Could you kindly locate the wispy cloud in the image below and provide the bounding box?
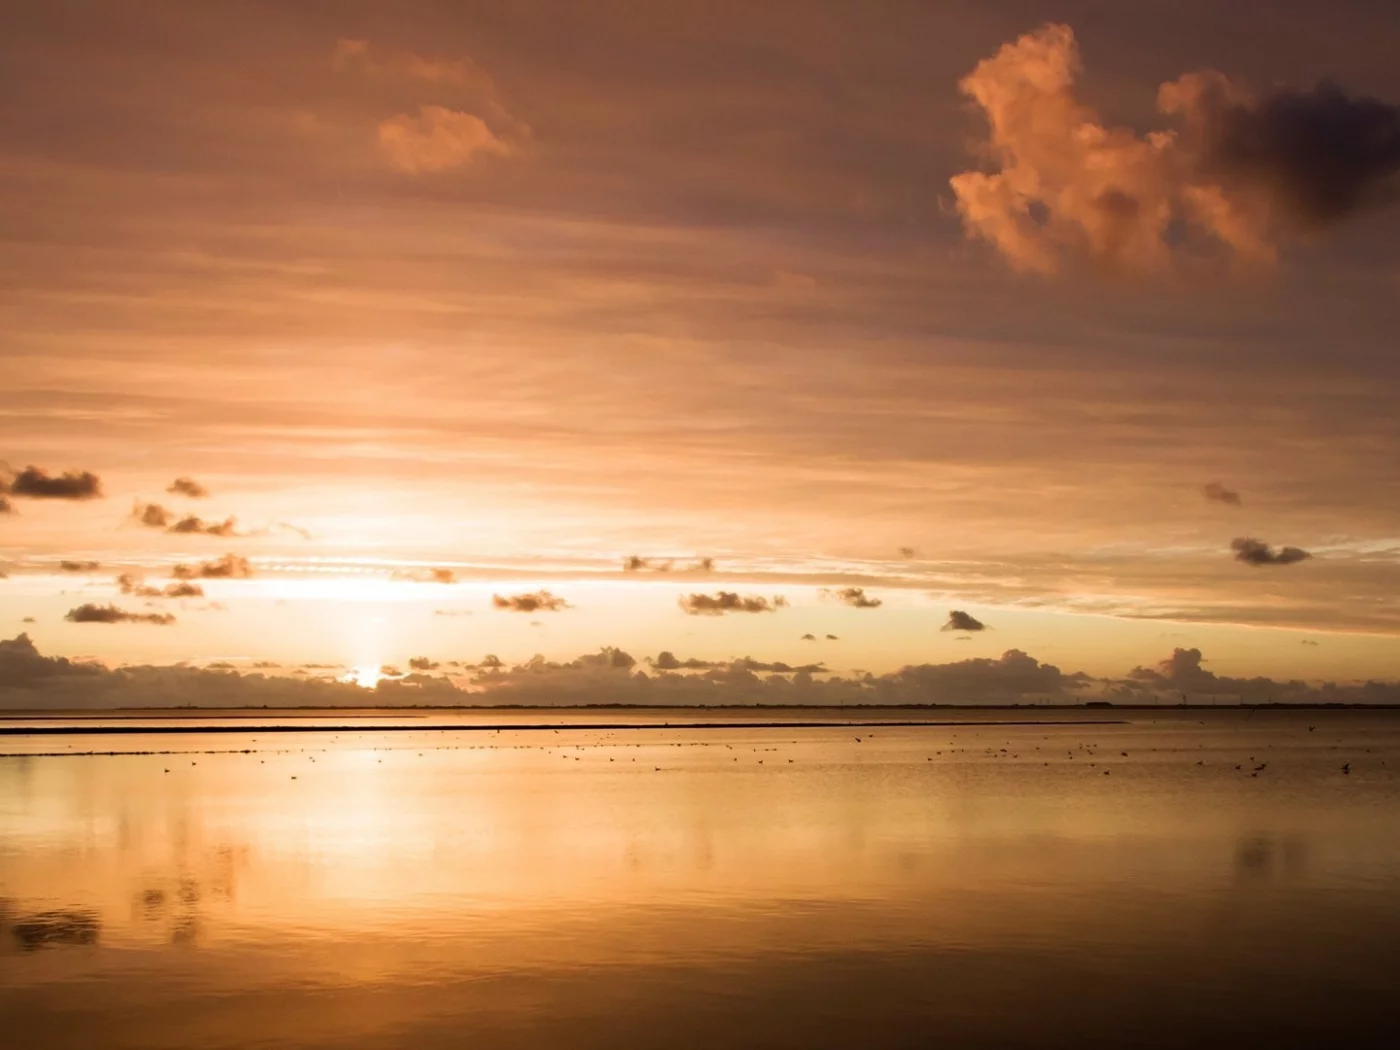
[378,106,511,173]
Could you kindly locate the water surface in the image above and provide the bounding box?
[2,708,1398,1048]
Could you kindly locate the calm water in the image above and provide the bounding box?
[2,708,1398,1049]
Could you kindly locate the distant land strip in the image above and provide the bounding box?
[0,719,1127,737]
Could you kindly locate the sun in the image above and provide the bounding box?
[345,666,384,689]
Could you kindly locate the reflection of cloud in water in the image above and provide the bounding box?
[1235,834,1308,880]
[5,907,100,951]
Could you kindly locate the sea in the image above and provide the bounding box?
[2,707,1398,1049]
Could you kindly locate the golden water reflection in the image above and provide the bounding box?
[2,710,1399,1048]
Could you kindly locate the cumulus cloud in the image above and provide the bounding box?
[171,554,253,580]
[1116,646,1348,702]
[822,586,883,609]
[58,560,99,572]
[649,651,721,670]
[492,590,570,613]
[942,610,989,632]
[408,657,440,671]
[678,592,788,616]
[1232,537,1312,566]
[3,466,102,500]
[1203,482,1242,505]
[167,477,209,498]
[64,604,176,626]
[379,105,510,173]
[949,23,1400,275]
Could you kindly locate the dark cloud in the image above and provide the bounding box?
[822,586,883,608]
[64,604,176,626]
[205,661,236,670]
[58,560,100,572]
[678,592,787,616]
[730,657,827,674]
[1,633,103,687]
[898,547,918,559]
[0,495,12,514]
[1117,647,1340,702]
[1188,79,1400,226]
[379,665,403,678]
[133,502,172,528]
[408,656,440,671]
[492,590,570,613]
[800,633,817,640]
[1203,482,1242,506]
[4,466,102,500]
[826,634,839,641]
[1232,537,1312,566]
[167,477,209,498]
[942,610,989,632]
[1301,639,1320,646]
[171,554,253,579]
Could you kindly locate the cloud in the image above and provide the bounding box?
[117,573,204,599]
[826,634,840,641]
[1,633,103,687]
[64,604,176,626]
[1203,482,1242,505]
[623,555,715,573]
[800,633,816,640]
[678,592,788,616]
[1231,537,1312,566]
[492,590,570,613]
[133,502,240,536]
[949,24,1400,275]
[378,106,510,173]
[898,547,918,559]
[168,514,239,536]
[0,495,11,514]
[58,560,99,572]
[171,554,253,580]
[822,586,883,608]
[3,466,102,500]
[942,610,989,632]
[393,567,457,584]
[1301,639,1319,646]
[167,477,209,498]
[333,38,494,89]
[649,651,720,670]
[408,657,440,671]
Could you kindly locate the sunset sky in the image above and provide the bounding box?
[3,0,1399,704]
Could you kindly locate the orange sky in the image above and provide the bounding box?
[2,1,1400,702]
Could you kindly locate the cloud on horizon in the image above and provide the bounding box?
[171,554,253,580]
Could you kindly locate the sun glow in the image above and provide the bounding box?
[346,666,384,689]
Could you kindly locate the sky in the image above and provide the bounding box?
[2,0,1400,705]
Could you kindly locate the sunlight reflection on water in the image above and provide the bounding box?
[2,709,1398,1048]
